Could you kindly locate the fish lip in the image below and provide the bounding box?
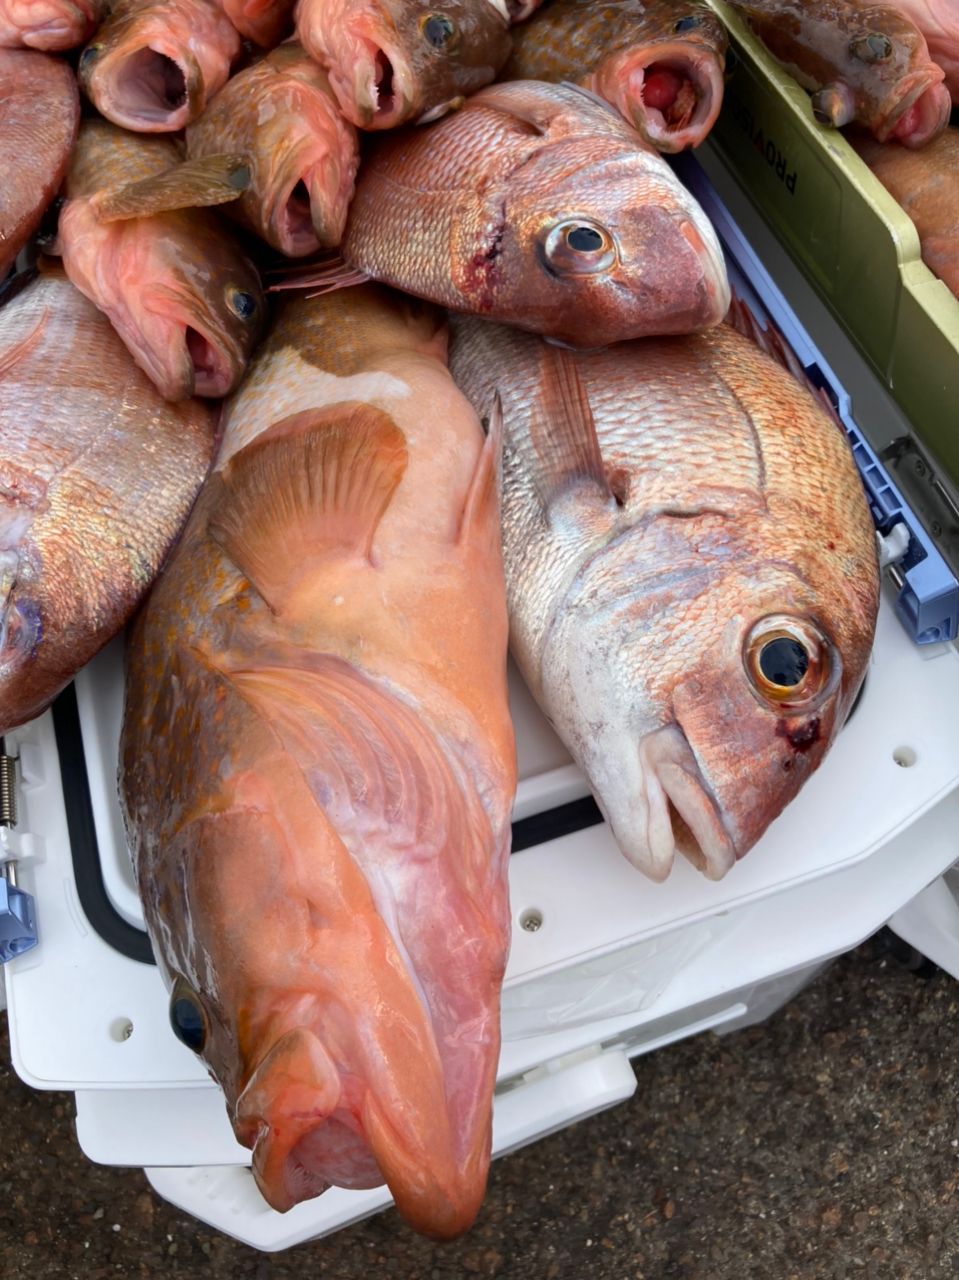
[636,724,737,882]
[877,68,950,145]
[616,43,725,152]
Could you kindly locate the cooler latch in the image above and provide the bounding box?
[0,742,38,964]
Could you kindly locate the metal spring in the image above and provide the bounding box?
[0,750,17,829]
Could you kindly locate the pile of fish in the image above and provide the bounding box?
[728,0,959,300]
[0,0,886,1242]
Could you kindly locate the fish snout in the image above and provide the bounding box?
[618,203,730,338]
[887,77,951,147]
[635,724,736,881]
[234,1026,353,1213]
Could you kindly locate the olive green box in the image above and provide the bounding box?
[699,0,959,486]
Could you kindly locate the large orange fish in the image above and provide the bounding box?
[79,0,240,132]
[449,314,879,882]
[504,0,729,153]
[0,266,215,734]
[59,119,265,400]
[301,80,729,348]
[120,285,516,1238]
[730,0,951,148]
[0,48,79,277]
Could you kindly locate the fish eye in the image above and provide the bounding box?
[226,286,258,320]
[540,219,617,277]
[169,977,208,1053]
[674,14,702,32]
[422,13,455,47]
[744,615,832,709]
[79,43,101,68]
[849,32,893,62]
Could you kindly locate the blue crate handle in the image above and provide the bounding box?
[675,153,959,647]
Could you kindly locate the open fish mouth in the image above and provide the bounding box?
[96,45,195,129]
[880,72,951,148]
[273,178,322,257]
[629,724,736,882]
[350,37,411,129]
[624,43,724,152]
[183,324,238,398]
[271,160,345,256]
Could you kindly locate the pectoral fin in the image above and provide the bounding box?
[456,393,503,548]
[90,153,251,223]
[209,404,408,612]
[527,341,615,511]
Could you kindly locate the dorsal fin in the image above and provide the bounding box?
[456,392,503,547]
[527,341,613,510]
[209,404,408,613]
[90,153,251,222]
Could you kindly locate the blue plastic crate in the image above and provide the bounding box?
[675,154,959,647]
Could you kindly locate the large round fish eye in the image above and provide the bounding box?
[674,15,703,32]
[849,32,893,63]
[226,286,258,321]
[169,977,209,1053]
[422,13,456,48]
[540,219,617,276]
[79,44,102,68]
[744,615,832,709]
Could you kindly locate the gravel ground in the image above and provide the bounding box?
[2,934,958,1279]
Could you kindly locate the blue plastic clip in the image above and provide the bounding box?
[0,876,37,964]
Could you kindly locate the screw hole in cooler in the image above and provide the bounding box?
[893,746,918,768]
[109,1018,134,1042]
[520,909,544,933]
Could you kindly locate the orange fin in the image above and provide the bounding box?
[456,392,503,546]
[90,153,251,222]
[528,341,613,509]
[0,309,47,380]
[209,404,408,612]
[267,251,371,295]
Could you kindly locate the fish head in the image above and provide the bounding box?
[79,25,204,132]
[145,797,502,1238]
[538,520,876,882]
[135,637,510,1236]
[117,212,265,401]
[488,148,730,345]
[591,3,728,152]
[311,0,513,128]
[236,58,358,254]
[816,5,949,145]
